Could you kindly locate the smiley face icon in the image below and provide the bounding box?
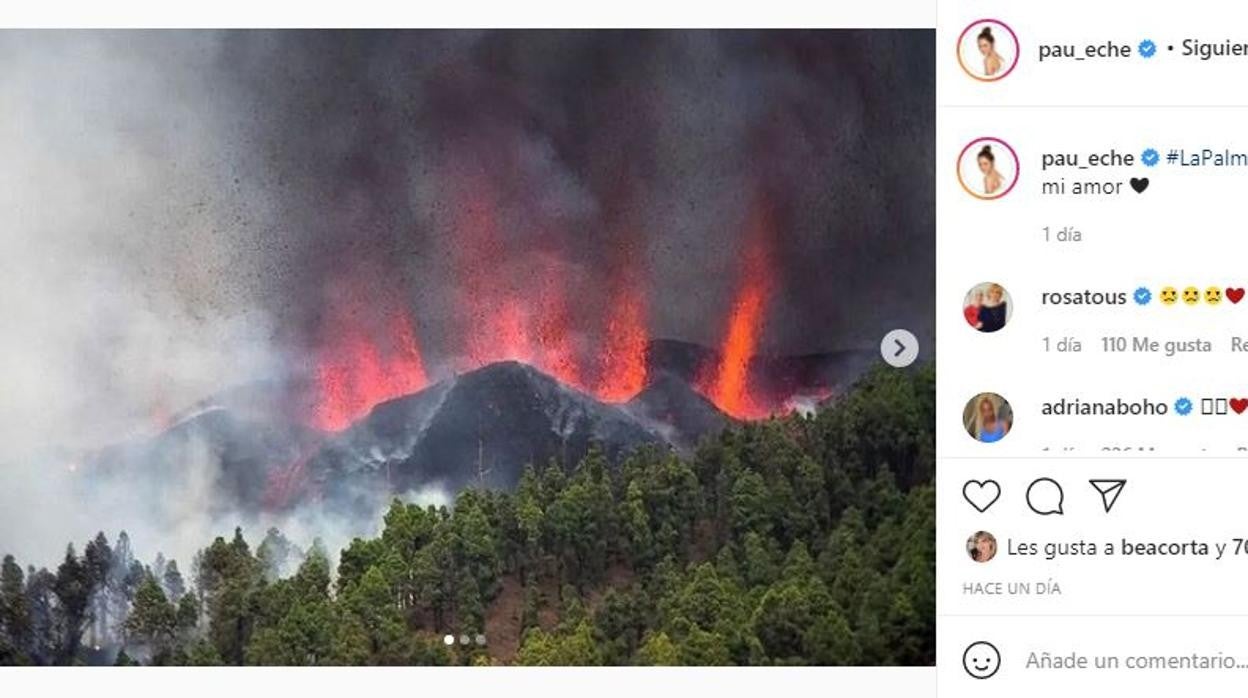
[1159,286,1178,306]
[963,640,1001,680]
[1206,286,1222,306]
[1183,286,1200,306]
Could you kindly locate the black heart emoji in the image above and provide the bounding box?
[1130,177,1149,193]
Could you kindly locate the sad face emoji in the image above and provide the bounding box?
[1206,286,1223,306]
[1183,286,1200,306]
[1160,286,1178,305]
[963,640,1001,680]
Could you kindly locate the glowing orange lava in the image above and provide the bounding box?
[706,280,767,419]
[535,265,586,391]
[598,276,647,402]
[701,201,774,419]
[311,304,429,432]
[448,174,601,393]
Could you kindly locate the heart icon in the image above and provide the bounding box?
[963,479,1002,513]
[1130,177,1149,193]
[1228,288,1245,304]
[1231,398,1248,415]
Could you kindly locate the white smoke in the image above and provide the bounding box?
[0,32,288,567]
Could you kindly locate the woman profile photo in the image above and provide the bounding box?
[963,393,1013,444]
[967,531,998,563]
[977,145,1004,196]
[964,282,1012,333]
[957,19,1019,82]
[957,137,1018,200]
[977,27,1005,76]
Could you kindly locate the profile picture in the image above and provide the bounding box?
[963,282,1011,333]
[957,137,1017,200]
[967,531,997,563]
[957,20,1019,82]
[963,393,1012,443]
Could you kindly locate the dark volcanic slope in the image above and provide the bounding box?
[86,341,876,520]
[624,371,733,450]
[85,407,319,514]
[309,361,665,513]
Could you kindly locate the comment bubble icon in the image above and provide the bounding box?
[1026,477,1064,516]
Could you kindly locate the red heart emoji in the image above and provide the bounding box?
[1232,398,1248,415]
[1227,288,1245,304]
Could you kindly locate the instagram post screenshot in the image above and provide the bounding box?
[0,3,934,697]
[19,0,1248,696]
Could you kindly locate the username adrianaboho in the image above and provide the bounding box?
[1041,397,1169,416]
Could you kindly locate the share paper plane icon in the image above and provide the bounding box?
[1089,479,1126,513]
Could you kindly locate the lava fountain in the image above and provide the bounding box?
[311,299,429,432]
[701,200,774,419]
[597,246,648,402]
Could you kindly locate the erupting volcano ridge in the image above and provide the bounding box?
[304,189,801,434]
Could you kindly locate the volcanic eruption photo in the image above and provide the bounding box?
[0,30,934,667]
